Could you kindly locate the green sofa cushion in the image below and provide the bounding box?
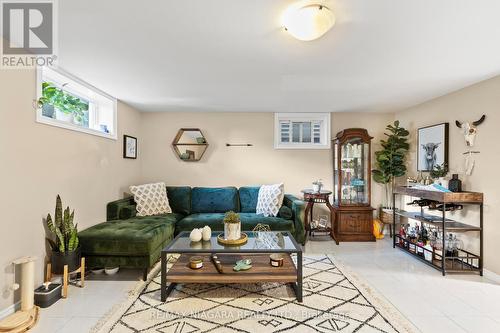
[238,186,260,213]
[79,213,183,256]
[166,186,191,215]
[278,206,293,219]
[191,187,239,213]
[118,204,137,220]
[175,213,294,233]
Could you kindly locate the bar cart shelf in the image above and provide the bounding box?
[392,186,483,276]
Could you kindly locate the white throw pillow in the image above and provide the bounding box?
[256,183,285,217]
[129,182,172,217]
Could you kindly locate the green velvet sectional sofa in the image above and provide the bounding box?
[79,186,305,278]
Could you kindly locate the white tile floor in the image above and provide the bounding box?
[31,237,500,333]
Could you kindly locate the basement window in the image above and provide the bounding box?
[274,113,331,149]
[36,67,117,139]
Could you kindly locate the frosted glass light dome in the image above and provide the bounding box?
[282,4,335,41]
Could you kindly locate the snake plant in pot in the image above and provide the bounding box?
[45,195,81,274]
[372,121,410,224]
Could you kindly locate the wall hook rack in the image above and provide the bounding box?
[226,143,253,147]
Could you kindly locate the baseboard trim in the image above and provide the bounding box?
[0,301,20,321]
[483,269,500,284]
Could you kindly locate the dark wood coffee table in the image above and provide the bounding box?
[161,231,303,302]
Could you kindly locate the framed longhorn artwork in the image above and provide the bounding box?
[417,123,449,172]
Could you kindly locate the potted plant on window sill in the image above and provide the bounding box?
[372,121,410,226]
[37,82,89,126]
[223,211,241,240]
[44,195,81,274]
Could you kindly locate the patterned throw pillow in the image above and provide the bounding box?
[256,183,285,217]
[129,182,172,217]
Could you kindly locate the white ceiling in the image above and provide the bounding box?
[59,0,500,113]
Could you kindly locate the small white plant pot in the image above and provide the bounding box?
[55,108,73,123]
[224,222,241,240]
[312,184,320,192]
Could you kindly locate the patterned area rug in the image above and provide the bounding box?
[92,255,417,333]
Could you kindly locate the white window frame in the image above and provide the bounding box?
[274,113,331,149]
[36,66,118,140]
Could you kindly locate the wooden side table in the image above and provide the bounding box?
[301,190,339,245]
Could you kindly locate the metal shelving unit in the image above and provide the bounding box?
[392,186,483,276]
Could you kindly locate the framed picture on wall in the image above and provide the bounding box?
[123,135,137,159]
[417,123,448,171]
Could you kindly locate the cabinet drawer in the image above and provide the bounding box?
[339,212,372,233]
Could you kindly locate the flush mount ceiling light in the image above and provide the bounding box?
[282,4,335,41]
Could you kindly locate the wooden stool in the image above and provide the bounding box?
[46,257,85,298]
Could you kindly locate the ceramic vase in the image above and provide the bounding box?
[224,222,241,240]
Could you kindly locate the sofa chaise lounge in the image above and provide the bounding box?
[79,186,305,278]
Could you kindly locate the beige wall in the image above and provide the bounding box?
[139,111,394,208]
[0,69,142,311]
[396,75,500,275]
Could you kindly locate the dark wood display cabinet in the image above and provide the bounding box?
[332,128,375,242]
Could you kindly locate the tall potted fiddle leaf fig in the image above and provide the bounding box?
[45,195,81,274]
[372,121,410,212]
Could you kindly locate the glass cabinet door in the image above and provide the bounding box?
[340,138,369,205]
[333,142,339,204]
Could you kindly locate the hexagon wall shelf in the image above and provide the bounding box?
[172,128,208,162]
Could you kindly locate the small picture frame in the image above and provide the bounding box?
[417,123,449,172]
[123,135,137,159]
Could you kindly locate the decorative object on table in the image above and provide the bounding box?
[34,282,62,308]
[417,123,449,171]
[372,121,410,231]
[302,189,338,244]
[333,128,376,242]
[448,174,462,192]
[189,228,203,242]
[312,179,323,193]
[129,182,172,216]
[233,259,252,271]
[0,257,39,333]
[217,232,248,246]
[423,175,433,185]
[223,211,241,240]
[201,225,211,241]
[269,253,285,267]
[256,183,285,217]
[172,128,209,162]
[252,223,271,233]
[123,135,137,159]
[210,254,224,273]
[455,115,486,147]
[189,256,204,270]
[430,163,448,187]
[104,267,119,275]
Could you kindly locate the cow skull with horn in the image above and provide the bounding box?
[455,115,486,147]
